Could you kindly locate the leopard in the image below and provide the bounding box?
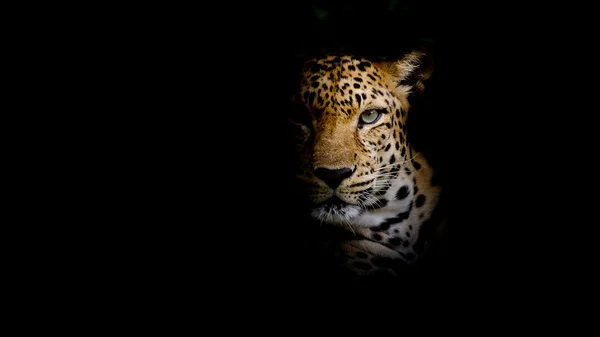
[287,48,446,284]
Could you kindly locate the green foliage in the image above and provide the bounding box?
[312,6,329,20]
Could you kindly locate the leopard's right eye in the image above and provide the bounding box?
[359,109,383,125]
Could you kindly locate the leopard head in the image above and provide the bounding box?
[288,49,433,224]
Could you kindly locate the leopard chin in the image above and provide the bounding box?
[310,201,363,224]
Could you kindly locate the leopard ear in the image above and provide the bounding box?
[376,48,434,95]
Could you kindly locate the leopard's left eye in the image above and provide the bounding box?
[359,110,383,124]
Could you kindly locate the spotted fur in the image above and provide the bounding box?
[289,50,443,279]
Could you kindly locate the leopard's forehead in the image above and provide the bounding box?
[301,55,383,82]
[299,55,394,120]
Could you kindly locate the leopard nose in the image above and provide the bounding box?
[314,167,353,189]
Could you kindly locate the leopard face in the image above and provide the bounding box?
[289,51,432,226]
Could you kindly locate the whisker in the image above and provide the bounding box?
[374,152,420,171]
[373,174,397,179]
[342,216,357,238]
[359,193,384,208]
[357,197,367,209]
[375,163,400,171]
[373,178,394,184]
[374,171,398,176]
[347,223,357,238]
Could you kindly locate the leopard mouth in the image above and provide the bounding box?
[310,196,363,224]
[321,196,346,206]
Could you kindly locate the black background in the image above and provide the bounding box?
[109,0,594,307]
[112,0,455,298]
[9,0,595,328]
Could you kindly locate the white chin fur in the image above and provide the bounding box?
[310,205,362,224]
